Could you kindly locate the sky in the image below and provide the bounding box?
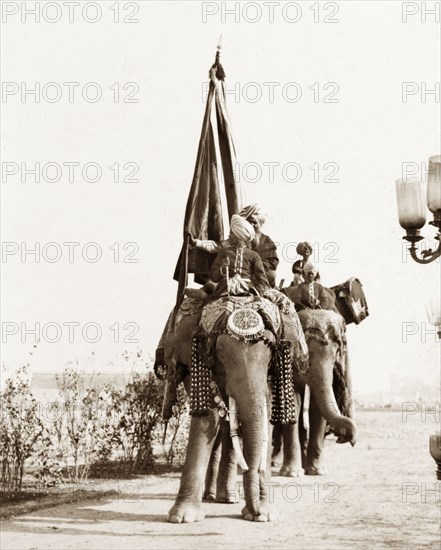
[1,0,440,401]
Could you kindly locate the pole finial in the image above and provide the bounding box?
[211,35,225,81]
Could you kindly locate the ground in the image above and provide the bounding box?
[1,410,440,549]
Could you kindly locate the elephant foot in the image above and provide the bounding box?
[279,465,304,477]
[305,465,328,476]
[336,433,352,444]
[167,502,205,523]
[203,491,238,503]
[241,504,278,522]
[271,451,282,467]
[216,492,239,504]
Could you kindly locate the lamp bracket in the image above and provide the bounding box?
[408,237,441,264]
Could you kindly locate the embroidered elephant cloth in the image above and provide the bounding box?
[200,295,281,337]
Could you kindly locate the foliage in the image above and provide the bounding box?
[115,370,163,472]
[0,365,44,491]
[161,384,190,468]
[1,352,189,491]
[43,364,110,483]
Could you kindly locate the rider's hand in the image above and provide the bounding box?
[154,348,166,380]
[187,232,197,247]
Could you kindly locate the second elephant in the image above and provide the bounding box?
[273,308,355,477]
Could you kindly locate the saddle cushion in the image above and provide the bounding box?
[200,295,281,340]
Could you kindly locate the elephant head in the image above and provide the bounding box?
[298,308,356,446]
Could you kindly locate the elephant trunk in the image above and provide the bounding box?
[216,334,272,517]
[307,347,357,446]
[229,390,268,517]
[229,396,268,474]
[259,403,269,473]
[229,396,249,472]
[239,408,266,516]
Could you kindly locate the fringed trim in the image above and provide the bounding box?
[225,327,266,342]
[190,333,228,418]
[190,334,214,416]
[191,324,298,426]
[270,338,297,425]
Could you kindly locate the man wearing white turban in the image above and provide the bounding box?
[284,260,336,311]
[240,204,279,287]
[189,204,279,287]
[211,213,309,367]
[160,212,308,395]
[229,213,255,242]
[291,242,320,287]
[185,214,270,300]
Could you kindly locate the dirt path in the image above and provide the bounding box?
[1,411,440,549]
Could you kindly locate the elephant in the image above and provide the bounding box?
[159,303,239,505]
[165,302,277,522]
[272,307,355,477]
[164,297,356,523]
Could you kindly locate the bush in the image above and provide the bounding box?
[161,384,190,468]
[1,352,189,489]
[0,365,44,491]
[115,370,163,473]
[44,364,113,483]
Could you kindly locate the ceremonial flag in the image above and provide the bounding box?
[173,50,241,311]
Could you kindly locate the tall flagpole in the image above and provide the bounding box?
[173,41,242,314]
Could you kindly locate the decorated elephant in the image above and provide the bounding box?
[272,307,355,477]
[163,295,356,523]
[160,301,240,506]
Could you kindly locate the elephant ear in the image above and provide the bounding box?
[333,340,353,419]
[281,285,302,305]
[320,287,336,310]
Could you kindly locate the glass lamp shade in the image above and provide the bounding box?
[395,177,426,230]
[427,155,441,213]
[426,293,441,329]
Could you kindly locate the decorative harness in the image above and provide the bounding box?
[190,296,297,425]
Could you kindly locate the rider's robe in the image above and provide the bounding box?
[209,243,270,298]
[195,232,278,286]
[285,281,336,311]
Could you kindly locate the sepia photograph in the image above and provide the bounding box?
[1,1,440,548]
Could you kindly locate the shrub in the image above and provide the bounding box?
[44,365,109,483]
[1,352,188,488]
[115,370,163,473]
[0,365,44,491]
[161,384,190,468]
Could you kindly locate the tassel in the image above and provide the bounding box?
[270,339,297,425]
[190,334,212,416]
[213,47,225,81]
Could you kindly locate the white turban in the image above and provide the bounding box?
[229,214,255,243]
[303,261,318,275]
[239,204,267,226]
